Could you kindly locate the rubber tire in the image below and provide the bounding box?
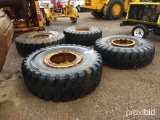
[76,6,81,12]
[46,19,50,26]
[22,44,103,102]
[132,24,149,38]
[94,35,155,69]
[103,0,124,20]
[63,26,102,45]
[15,31,65,57]
[91,11,104,18]
[70,17,77,23]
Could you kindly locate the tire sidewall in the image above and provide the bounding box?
[64,26,101,34]
[16,31,64,43]
[97,35,151,49]
[24,45,101,75]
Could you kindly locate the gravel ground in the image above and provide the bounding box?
[0,12,160,120]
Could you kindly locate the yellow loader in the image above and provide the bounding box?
[83,0,144,20]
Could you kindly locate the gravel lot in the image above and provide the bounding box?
[0,12,160,120]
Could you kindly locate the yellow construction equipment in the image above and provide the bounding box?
[0,0,46,32]
[43,0,79,25]
[120,1,160,38]
[83,0,143,20]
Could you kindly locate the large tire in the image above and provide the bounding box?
[103,0,124,20]
[15,31,65,57]
[45,19,50,26]
[90,11,104,18]
[22,45,103,102]
[63,26,102,45]
[132,24,149,38]
[94,35,155,69]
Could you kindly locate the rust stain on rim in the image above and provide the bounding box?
[33,33,53,39]
[43,50,83,68]
[76,27,90,31]
[110,38,136,47]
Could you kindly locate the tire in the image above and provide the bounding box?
[45,19,50,26]
[63,26,102,45]
[91,11,104,18]
[132,24,149,38]
[94,35,155,69]
[70,17,77,23]
[15,31,65,57]
[22,45,103,102]
[76,6,81,12]
[103,0,124,20]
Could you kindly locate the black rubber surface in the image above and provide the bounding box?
[94,35,155,69]
[15,31,65,57]
[22,45,103,102]
[90,11,104,18]
[103,0,124,20]
[63,26,102,45]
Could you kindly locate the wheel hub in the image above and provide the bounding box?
[111,38,136,47]
[43,50,83,68]
[76,27,90,31]
[134,28,144,38]
[112,4,121,16]
[33,34,53,39]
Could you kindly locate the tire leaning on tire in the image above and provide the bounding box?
[22,45,103,102]
[94,35,155,69]
[63,26,102,45]
[15,31,65,57]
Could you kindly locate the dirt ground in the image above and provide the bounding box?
[0,12,160,120]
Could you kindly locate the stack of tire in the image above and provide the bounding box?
[18,25,155,102]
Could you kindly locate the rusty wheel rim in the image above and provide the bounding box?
[33,34,53,39]
[110,38,136,47]
[76,27,90,31]
[43,50,83,68]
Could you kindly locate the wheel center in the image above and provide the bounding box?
[112,4,121,16]
[76,27,90,31]
[43,50,83,68]
[33,34,52,39]
[111,38,136,47]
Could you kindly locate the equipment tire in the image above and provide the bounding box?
[94,35,155,69]
[103,0,124,20]
[91,11,104,18]
[45,19,50,26]
[76,6,81,12]
[22,44,102,102]
[15,31,65,57]
[63,26,102,45]
[132,24,149,38]
[70,17,77,23]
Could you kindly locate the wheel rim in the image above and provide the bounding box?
[33,34,53,39]
[76,27,90,31]
[43,50,83,68]
[134,28,144,38]
[112,4,121,16]
[111,38,136,47]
